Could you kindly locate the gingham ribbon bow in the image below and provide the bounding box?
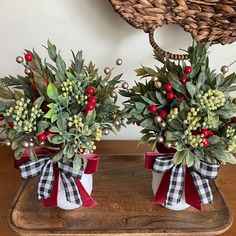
[145,152,220,210]
[19,158,85,205]
[153,155,219,206]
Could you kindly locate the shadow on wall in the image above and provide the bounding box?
[62,0,191,58]
[68,0,136,42]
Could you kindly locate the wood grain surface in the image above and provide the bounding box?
[0,141,235,235]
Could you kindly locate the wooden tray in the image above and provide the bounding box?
[8,154,233,236]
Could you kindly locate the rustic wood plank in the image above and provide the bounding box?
[0,141,235,235]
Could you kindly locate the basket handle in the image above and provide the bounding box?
[148,28,189,61]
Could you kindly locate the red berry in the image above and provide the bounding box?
[192,130,199,136]
[202,138,209,147]
[177,94,185,100]
[45,130,54,136]
[136,121,141,126]
[180,76,188,85]
[208,131,216,137]
[25,53,33,62]
[86,103,95,111]
[33,96,38,101]
[149,104,157,113]
[231,117,236,123]
[159,110,168,119]
[201,129,209,137]
[87,86,95,95]
[38,133,47,142]
[9,122,14,128]
[89,96,97,104]
[0,114,4,121]
[166,92,175,100]
[224,123,230,128]
[184,66,192,74]
[45,78,49,86]
[164,83,173,91]
[31,84,38,93]
[41,101,49,112]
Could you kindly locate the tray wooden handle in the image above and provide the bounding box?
[148,28,189,61]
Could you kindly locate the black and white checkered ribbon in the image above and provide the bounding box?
[19,158,85,205]
[153,155,220,206]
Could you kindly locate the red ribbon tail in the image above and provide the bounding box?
[43,165,59,208]
[75,178,97,207]
[185,168,201,210]
[153,169,172,205]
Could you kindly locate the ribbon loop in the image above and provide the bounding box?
[193,160,220,179]
[19,158,50,180]
[153,155,174,173]
[58,161,84,179]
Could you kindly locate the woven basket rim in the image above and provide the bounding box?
[109,0,236,45]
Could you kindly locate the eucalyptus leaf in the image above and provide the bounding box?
[52,150,63,162]
[29,148,37,161]
[47,83,58,100]
[173,150,185,165]
[14,147,24,160]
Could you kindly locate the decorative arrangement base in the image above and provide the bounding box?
[152,171,190,211]
[58,173,93,210]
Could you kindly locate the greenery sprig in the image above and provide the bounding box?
[121,42,236,169]
[0,41,124,172]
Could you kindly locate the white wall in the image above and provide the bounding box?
[0,0,235,140]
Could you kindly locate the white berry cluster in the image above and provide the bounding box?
[68,114,103,152]
[187,133,205,148]
[226,127,236,152]
[5,98,43,133]
[198,89,226,111]
[60,78,88,105]
[202,116,219,129]
[182,107,203,148]
[68,115,84,128]
[168,108,178,121]
[183,108,201,132]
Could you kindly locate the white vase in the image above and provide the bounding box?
[57,173,93,210]
[152,171,190,211]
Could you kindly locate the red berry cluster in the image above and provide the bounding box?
[85,86,96,113]
[192,128,216,147]
[159,109,168,119]
[8,122,15,128]
[148,105,169,119]
[148,104,157,113]
[0,113,4,121]
[37,130,54,142]
[179,66,192,85]
[164,83,175,100]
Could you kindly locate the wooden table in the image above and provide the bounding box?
[1,141,236,235]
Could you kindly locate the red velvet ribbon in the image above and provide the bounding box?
[15,148,99,208]
[145,147,202,210]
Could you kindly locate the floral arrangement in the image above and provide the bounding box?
[121,42,236,170]
[0,41,124,171]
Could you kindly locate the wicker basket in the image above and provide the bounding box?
[109,0,236,59]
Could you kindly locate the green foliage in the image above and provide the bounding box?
[0,40,124,171]
[121,41,236,168]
